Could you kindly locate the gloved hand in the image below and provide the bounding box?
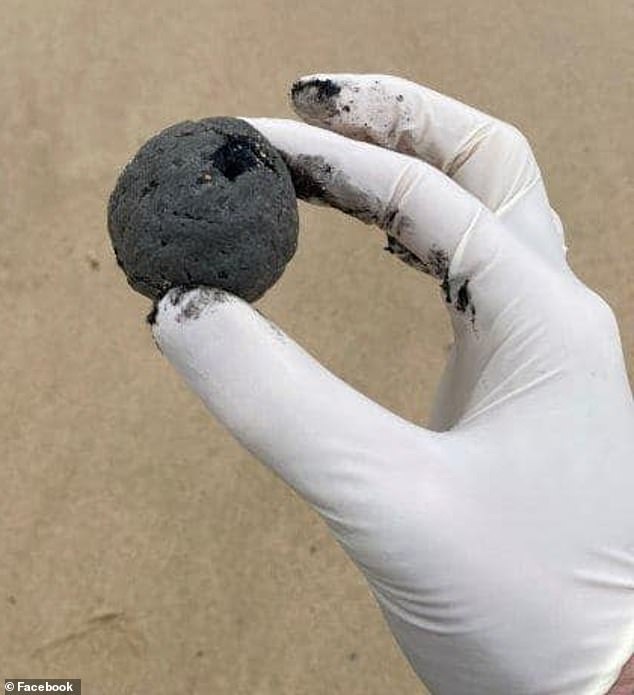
[150,74,634,695]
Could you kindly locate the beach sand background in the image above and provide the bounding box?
[1,1,632,692]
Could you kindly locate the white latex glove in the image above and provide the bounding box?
[150,74,634,695]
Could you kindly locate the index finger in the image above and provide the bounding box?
[245,117,488,282]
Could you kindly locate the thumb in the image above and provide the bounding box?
[151,287,439,526]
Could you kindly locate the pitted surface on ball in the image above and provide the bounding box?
[107,117,299,302]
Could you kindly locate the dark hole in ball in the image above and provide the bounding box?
[210,135,271,181]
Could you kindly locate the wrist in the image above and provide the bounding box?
[607,652,634,694]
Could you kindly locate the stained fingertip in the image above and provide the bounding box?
[290,74,344,122]
[291,74,341,99]
[290,74,416,151]
[152,286,236,334]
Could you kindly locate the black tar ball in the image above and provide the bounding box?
[108,117,299,303]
